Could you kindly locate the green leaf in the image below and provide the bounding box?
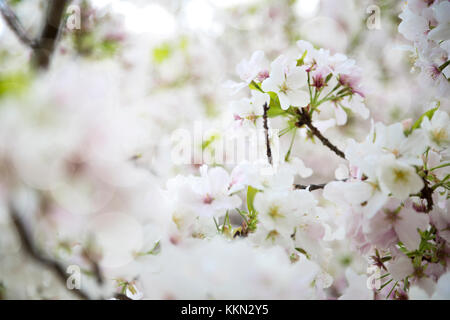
[295,247,311,259]
[249,81,264,93]
[410,106,439,132]
[247,186,258,214]
[152,43,172,64]
[137,240,161,256]
[0,71,30,99]
[266,92,288,118]
[202,133,219,150]
[296,50,308,66]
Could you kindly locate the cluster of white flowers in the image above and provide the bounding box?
[399,0,450,97]
[0,0,449,301]
[229,40,369,130]
[165,41,450,300]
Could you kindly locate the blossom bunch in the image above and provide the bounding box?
[165,41,450,300]
[230,40,369,130]
[399,0,450,97]
[0,0,449,301]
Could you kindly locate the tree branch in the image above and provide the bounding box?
[0,0,37,48]
[294,179,347,191]
[294,183,327,191]
[114,293,133,300]
[420,175,434,212]
[33,0,70,69]
[263,102,272,165]
[9,204,92,300]
[0,0,70,68]
[296,107,346,159]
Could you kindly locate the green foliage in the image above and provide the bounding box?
[152,38,189,65]
[237,208,258,234]
[8,0,23,5]
[0,71,30,99]
[296,50,308,66]
[249,80,264,93]
[100,39,120,57]
[73,32,121,59]
[137,240,161,256]
[0,282,5,300]
[115,279,137,295]
[295,247,311,259]
[409,105,439,133]
[202,133,220,151]
[246,186,258,214]
[152,43,172,64]
[339,255,352,266]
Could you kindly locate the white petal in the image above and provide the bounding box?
[286,68,307,89]
[278,92,291,110]
[287,90,309,107]
[334,104,348,126]
[395,209,429,251]
[261,78,278,93]
[387,255,414,281]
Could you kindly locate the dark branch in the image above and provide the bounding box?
[114,293,133,300]
[263,102,272,165]
[294,183,327,191]
[33,0,70,69]
[82,249,104,286]
[0,0,70,68]
[296,107,346,159]
[294,179,347,191]
[0,0,37,48]
[9,205,92,300]
[420,175,434,212]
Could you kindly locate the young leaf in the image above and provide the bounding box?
[410,106,439,132]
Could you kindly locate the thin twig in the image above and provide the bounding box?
[9,205,92,300]
[263,102,272,165]
[296,108,346,159]
[0,0,37,48]
[294,183,327,191]
[114,293,133,300]
[294,179,348,191]
[82,248,104,286]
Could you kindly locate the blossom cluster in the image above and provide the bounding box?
[0,0,449,301]
[399,0,450,97]
[165,41,450,300]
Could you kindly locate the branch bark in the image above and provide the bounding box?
[263,102,272,165]
[420,175,434,212]
[33,0,70,69]
[294,183,327,191]
[0,0,37,48]
[9,205,92,300]
[0,0,70,69]
[296,107,346,159]
[294,179,347,191]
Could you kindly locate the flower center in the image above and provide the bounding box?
[266,230,280,241]
[384,209,401,223]
[279,82,289,94]
[431,128,448,145]
[268,205,285,220]
[393,168,408,183]
[203,194,214,204]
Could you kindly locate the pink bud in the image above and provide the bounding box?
[257,70,270,82]
[401,118,413,131]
